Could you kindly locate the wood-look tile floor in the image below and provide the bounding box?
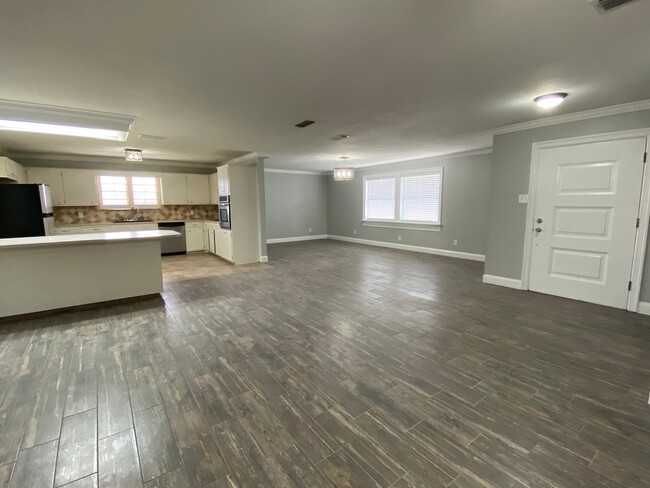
[1,240,650,487]
[162,253,270,283]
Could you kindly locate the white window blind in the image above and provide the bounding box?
[131,176,159,206]
[98,175,161,208]
[400,171,442,224]
[364,176,396,220]
[99,175,129,208]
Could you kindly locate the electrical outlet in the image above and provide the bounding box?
[398,235,402,242]
[190,210,194,215]
[353,229,357,235]
[518,194,529,204]
[453,239,458,246]
[79,211,84,218]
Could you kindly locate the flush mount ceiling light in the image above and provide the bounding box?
[124,148,143,161]
[534,93,568,109]
[0,100,134,141]
[333,157,354,181]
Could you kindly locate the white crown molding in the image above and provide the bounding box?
[492,99,650,135]
[352,147,493,171]
[11,152,214,171]
[264,168,327,175]
[482,274,524,289]
[327,235,485,262]
[267,235,328,244]
[223,152,263,166]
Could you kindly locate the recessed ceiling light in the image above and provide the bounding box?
[534,93,568,109]
[329,134,350,141]
[125,149,143,161]
[0,100,133,141]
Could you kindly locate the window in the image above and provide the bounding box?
[363,168,442,225]
[400,171,442,224]
[98,175,161,208]
[364,176,396,220]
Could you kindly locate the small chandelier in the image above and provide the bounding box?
[333,157,354,181]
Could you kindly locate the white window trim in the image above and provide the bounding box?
[98,175,162,210]
[362,167,443,226]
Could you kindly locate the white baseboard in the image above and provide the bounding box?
[482,274,524,289]
[327,235,485,262]
[266,235,328,244]
[259,255,269,263]
[637,302,650,315]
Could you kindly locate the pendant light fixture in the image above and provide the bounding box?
[333,157,354,181]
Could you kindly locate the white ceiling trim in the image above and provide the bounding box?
[352,147,493,171]
[492,99,650,135]
[265,168,327,175]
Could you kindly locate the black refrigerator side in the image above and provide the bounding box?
[0,184,48,238]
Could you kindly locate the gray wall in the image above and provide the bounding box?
[265,172,328,240]
[327,153,493,256]
[484,109,650,299]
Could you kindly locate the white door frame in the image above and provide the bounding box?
[521,128,650,312]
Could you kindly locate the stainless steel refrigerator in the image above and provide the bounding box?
[0,184,54,238]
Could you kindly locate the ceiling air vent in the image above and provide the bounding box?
[594,0,638,12]
[295,120,316,128]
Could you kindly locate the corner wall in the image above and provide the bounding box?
[327,152,493,257]
[264,172,329,241]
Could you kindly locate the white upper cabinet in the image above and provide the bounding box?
[161,174,188,205]
[186,175,210,204]
[217,165,230,196]
[209,172,219,204]
[61,170,98,206]
[27,168,66,206]
[0,157,26,183]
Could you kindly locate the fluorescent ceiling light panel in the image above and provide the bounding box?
[0,100,134,141]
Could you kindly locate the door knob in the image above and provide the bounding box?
[535,227,542,233]
[536,218,543,224]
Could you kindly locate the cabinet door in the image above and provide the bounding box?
[61,170,99,206]
[186,175,210,204]
[186,227,204,252]
[208,229,217,254]
[161,175,188,205]
[217,165,230,196]
[27,168,65,206]
[209,173,219,204]
[217,230,233,262]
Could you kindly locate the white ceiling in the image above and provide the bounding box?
[1,0,649,171]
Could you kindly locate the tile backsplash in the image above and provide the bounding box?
[53,205,218,225]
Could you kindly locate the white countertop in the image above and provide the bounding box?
[0,230,179,249]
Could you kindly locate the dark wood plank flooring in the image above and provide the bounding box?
[1,240,650,487]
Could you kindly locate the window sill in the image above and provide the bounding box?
[362,220,441,232]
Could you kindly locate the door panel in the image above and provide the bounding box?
[529,137,647,308]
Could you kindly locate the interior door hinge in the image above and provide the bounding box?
[637,217,640,228]
[629,281,633,291]
[644,152,647,163]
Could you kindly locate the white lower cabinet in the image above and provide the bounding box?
[54,226,83,235]
[216,229,233,262]
[55,223,157,235]
[185,222,205,252]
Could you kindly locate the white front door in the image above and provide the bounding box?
[529,137,647,308]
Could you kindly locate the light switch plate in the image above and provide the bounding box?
[518,194,529,204]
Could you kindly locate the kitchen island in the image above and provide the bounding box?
[0,230,178,318]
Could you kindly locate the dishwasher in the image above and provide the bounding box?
[158,222,187,255]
